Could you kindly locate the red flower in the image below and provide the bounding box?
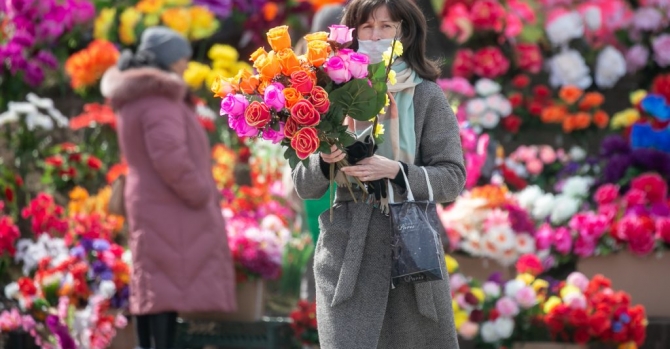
[618,215,656,256]
[14,175,23,187]
[18,277,37,296]
[574,327,590,344]
[528,101,544,116]
[515,43,543,74]
[502,114,522,133]
[508,93,524,108]
[658,218,670,244]
[515,253,543,276]
[651,73,670,103]
[470,0,505,31]
[488,308,500,321]
[87,156,103,170]
[544,312,564,333]
[60,142,78,152]
[0,216,20,256]
[473,47,510,79]
[198,117,216,132]
[4,188,13,203]
[631,173,667,204]
[452,49,474,78]
[533,85,552,100]
[511,75,530,89]
[500,164,527,190]
[68,153,82,162]
[569,308,589,328]
[45,155,64,167]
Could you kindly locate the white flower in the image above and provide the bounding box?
[461,233,484,257]
[504,279,526,298]
[196,103,217,120]
[532,193,555,220]
[497,248,519,266]
[568,146,586,161]
[122,250,133,267]
[475,79,501,96]
[486,225,516,250]
[582,6,602,30]
[466,98,487,116]
[480,321,500,343]
[550,195,581,225]
[7,101,38,114]
[26,93,54,110]
[99,280,117,299]
[549,49,592,89]
[477,111,501,129]
[515,185,543,210]
[47,108,69,128]
[561,176,593,198]
[494,317,515,339]
[486,94,512,117]
[0,111,19,126]
[483,281,501,298]
[595,46,626,88]
[25,113,54,131]
[4,282,19,300]
[546,11,584,46]
[516,234,536,254]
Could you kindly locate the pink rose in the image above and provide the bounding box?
[657,217,670,243]
[348,52,370,79]
[263,83,286,111]
[324,56,352,84]
[623,188,647,207]
[526,158,543,175]
[339,48,354,59]
[594,184,619,206]
[220,94,249,117]
[508,0,536,23]
[652,34,670,67]
[567,272,590,292]
[539,146,557,164]
[553,227,573,255]
[514,286,537,308]
[495,296,520,317]
[328,24,354,44]
[631,173,668,203]
[570,212,608,240]
[228,115,259,137]
[626,45,650,73]
[505,13,523,38]
[458,321,479,340]
[598,203,619,223]
[262,122,285,144]
[619,215,656,256]
[535,224,554,250]
[573,235,596,257]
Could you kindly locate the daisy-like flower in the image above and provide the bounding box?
[516,234,536,254]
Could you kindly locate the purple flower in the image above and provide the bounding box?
[92,260,108,275]
[194,0,233,18]
[626,45,649,73]
[92,239,110,251]
[651,202,670,217]
[24,61,44,87]
[35,50,58,69]
[600,135,631,157]
[9,54,28,75]
[653,34,670,67]
[68,0,96,26]
[45,315,76,349]
[503,203,535,234]
[633,7,664,31]
[70,246,85,258]
[5,0,35,17]
[603,154,633,183]
[487,272,504,284]
[632,148,670,177]
[80,238,94,251]
[262,122,285,144]
[36,20,65,41]
[10,30,35,47]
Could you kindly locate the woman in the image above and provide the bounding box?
[101,27,236,349]
[292,0,466,348]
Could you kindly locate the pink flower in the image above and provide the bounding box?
[473,47,510,79]
[324,56,352,84]
[452,49,475,78]
[657,217,670,243]
[347,52,370,79]
[437,77,475,97]
[633,7,664,32]
[515,254,543,276]
[626,45,650,73]
[598,203,619,223]
[539,146,557,164]
[652,34,670,67]
[450,273,468,291]
[553,227,573,255]
[328,25,354,44]
[496,296,520,317]
[459,321,480,339]
[569,212,608,240]
[594,184,619,206]
[263,83,285,111]
[228,115,258,137]
[623,188,647,207]
[619,215,656,255]
[564,292,587,309]
[471,0,506,31]
[535,224,554,250]
[631,173,668,203]
[526,159,543,175]
[515,286,537,308]
[573,235,596,257]
[515,43,543,74]
[262,122,285,144]
[567,272,590,292]
[114,314,128,328]
[441,4,473,43]
[508,0,537,24]
[505,13,524,38]
[220,94,249,117]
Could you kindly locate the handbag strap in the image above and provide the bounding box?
[388,163,435,203]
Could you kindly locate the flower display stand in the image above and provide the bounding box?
[577,251,670,317]
[512,343,587,349]
[451,254,515,281]
[174,317,296,349]
[181,279,266,322]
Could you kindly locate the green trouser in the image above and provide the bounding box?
[303,187,331,244]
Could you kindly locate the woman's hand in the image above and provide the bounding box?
[321,144,346,164]
[340,155,400,181]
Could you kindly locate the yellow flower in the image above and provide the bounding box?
[630,90,647,106]
[382,41,403,66]
[161,8,191,37]
[543,296,562,313]
[470,288,485,303]
[183,61,211,89]
[516,273,535,286]
[611,108,640,129]
[445,254,459,273]
[374,123,385,137]
[213,59,235,70]
[391,41,403,57]
[119,8,142,45]
[209,44,240,63]
[143,13,160,27]
[454,310,469,330]
[69,186,90,201]
[532,279,549,293]
[165,0,191,4]
[136,0,164,14]
[206,69,232,88]
[94,8,116,40]
[189,6,219,40]
[452,299,460,312]
[388,69,397,85]
[560,285,581,300]
[234,61,253,74]
[618,342,638,349]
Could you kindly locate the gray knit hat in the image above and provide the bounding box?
[311,4,344,32]
[137,26,192,68]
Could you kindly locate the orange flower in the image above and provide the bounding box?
[254,51,281,82]
[573,112,591,130]
[593,110,609,128]
[106,163,128,184]
[250,47,268,63]
[558,85,583,105]
[306,40,330,67]
[305,31,328,42]
[562,116,576,133]
[70,103,116,130]
[579,92,605,110]
[211,75,238,98]
[267,25,292,52]
[258,80,269,95]
[65,40,120,90]
[283,87,304,108]
[540,105,568,123]
[277,48,301,76]
[470,185,509,208]
[262,2,279,21]
[237,70,260,95]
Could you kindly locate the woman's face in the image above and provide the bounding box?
[356,5,401,41]
[170,58,189,77]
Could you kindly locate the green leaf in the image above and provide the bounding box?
[324,104,345,126]
[368,62,387,81]
[320,121,333,132]
[318,142,331,154]
[329,79,380,121]
[339,132,357,147]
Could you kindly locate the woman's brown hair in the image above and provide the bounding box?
[342,0,441,81]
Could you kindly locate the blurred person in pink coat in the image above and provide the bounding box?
[101,27,236,349]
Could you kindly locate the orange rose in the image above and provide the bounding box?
[250,47,267,63]
[309,86,330,114]
[291,100,320,126]
[593,110,609,128]
[277,49,301,76]
[211,76,238,98]
[284,117,300,139]
[239,72,260,94]
[283,88,304,108]
[540,105,567,123]
[573,112,591,130]
[304,31,328,42]
[562,116,576,133]
[258,80,269,95]
[291,70,315,95]
[255,51,282,82]
[267,25,291,52]
[244,101,272,128]
[558,86,583,105]
[290,127,320,160]
[579,92,605,110]
[306,40,330,67]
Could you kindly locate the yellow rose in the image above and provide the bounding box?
[630,90,647,106]
[119,8,142,45]
[470,288,485,303]
[183,61,211,89]
[453,310,469,330]
[136,0,164,14]
[560,285,581,300]
[211,75,238,98]
[189,6,219,40]
[543,296,562,313]
[94,8,116,40]
[209,44,239,62]
[445,254,459,274]
[611,109,640,129]
[161,8,191,37]
[516,273,535,286]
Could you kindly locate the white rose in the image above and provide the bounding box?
[582,6,602,30]
[486,94,512,117]
[478,110,501,129]
[515,185,543,210]
[504,279,526,298]
[483,281,501,298]
[532,193,555,220]
[99,280,117,299]
[568,146,586,161]
[495,317,516,339]
[475,78,501,96]
[466,98,487,116]
[550,195,581,225]
[549,49,592,89]
[4,282,19,300]
[546,11,584,46]
[480,321,500,343]
[595,46,626,88]
[561,176,593,198]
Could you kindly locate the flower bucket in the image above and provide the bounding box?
[181,279,265,322]
[451,254,515,281]
[578,251,670,317]
[512,343,587,349]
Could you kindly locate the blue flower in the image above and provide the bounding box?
[655,127,670,153]
[641,94,670,121]
[620,313,631,324]
[92,239,110,251]
[70,246,85,258]
[612,321,623,333]
[631,124,655,149]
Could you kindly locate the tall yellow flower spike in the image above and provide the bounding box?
[374,123,385,137]
[388,70,397,85]
[94,8,116,40]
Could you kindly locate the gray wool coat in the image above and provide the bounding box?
[293,80,466,349]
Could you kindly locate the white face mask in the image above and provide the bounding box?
[357,38,394,64]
